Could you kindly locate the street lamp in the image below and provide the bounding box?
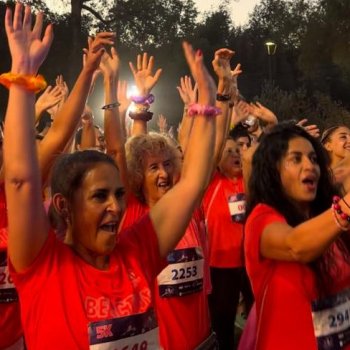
[265,41,277,82]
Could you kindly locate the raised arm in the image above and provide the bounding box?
[37,32,115,183]
[99,48,129,190]
[150,42,217,257]
[212,48,238,166]
[35,84,63,124]
[117,80,131,139]
[128,52,162,136]
[249,101,278,128]
[79,105,96,150]
[3,4,53,271]
[177,75,197,153]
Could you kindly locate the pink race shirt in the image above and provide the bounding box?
[203,172,245,268]
[9,214,165,350]
[245,204,350,350]
[121,195,211,350]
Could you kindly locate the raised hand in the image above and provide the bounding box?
[232,100,251,125]
[230,63,242,105]
[249,101,277,124]
[83,32,116,74]
[129,52,162,97]
[296,119,320,138]
[55,75,69,101]
[177,75,198,106]
[5,3,54,75]
[212,48,235,81]
[99,47,120,78]
[36,85,63,115]
[182,42,216,106]
[157,114,168,133]
[212,48,238,97]
[45,75,69,118]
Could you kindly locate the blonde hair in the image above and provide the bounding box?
[125,132,181,204]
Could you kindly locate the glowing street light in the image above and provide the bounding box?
[265,41,277,82]
[265,41,277,55]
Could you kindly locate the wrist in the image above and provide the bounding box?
[35,104,44,116]
[11,59,34,75]
[82,65,98,77]
[217,78,231,95]
[104,74,118,84]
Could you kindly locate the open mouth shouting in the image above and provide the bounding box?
[99,221,118,234]
[301,174,318,192]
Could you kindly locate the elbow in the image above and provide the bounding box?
[288,246,318,264]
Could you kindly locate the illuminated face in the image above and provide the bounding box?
[279,137,320,211]
[324,126,350,165]
[142,151,176,207]
[70,162,125,257]
[218,139,242,178]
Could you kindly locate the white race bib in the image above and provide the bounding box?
[157,247,204,297]
[312,287,350,349]
[0,251,18,303]
[228,193,246,223]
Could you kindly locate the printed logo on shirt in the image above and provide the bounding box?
[0,250,18,303]
[312,287,350,349]
[228,193,246,223]
[88,308,160,350]
[157,247,204,298]
[85,288,152,319]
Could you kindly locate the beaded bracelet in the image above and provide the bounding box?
[187,103,221,117]
[332,195,350,230]
[0,72,47,93]
[129,111,153,122]
[131,94,155,105]
[132,103,150,113]
[101,101,120,110]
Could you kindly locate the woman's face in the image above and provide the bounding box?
[142,151,177,207]
[219,139,242,177]
[325,126,350,164]
[70,162,125,257]
[279,137,320,210]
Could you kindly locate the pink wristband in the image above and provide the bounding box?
[187,103,221,117]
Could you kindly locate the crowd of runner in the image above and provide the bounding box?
[1,3,350,350]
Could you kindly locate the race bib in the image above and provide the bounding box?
[228,193,246,223]
[157,247,204,298]
[0,251,18,303]
[312,287,350,349]
[88,308,160,350]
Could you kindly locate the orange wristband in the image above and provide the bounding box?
[0,72,47,93]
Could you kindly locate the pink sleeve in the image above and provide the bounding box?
[8,231,60,297]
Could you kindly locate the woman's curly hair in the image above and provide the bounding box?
[125,132,181,204]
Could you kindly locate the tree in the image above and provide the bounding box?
[298,0,350,104]
[108,0,198,50]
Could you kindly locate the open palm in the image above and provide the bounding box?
[5,4,53,75]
